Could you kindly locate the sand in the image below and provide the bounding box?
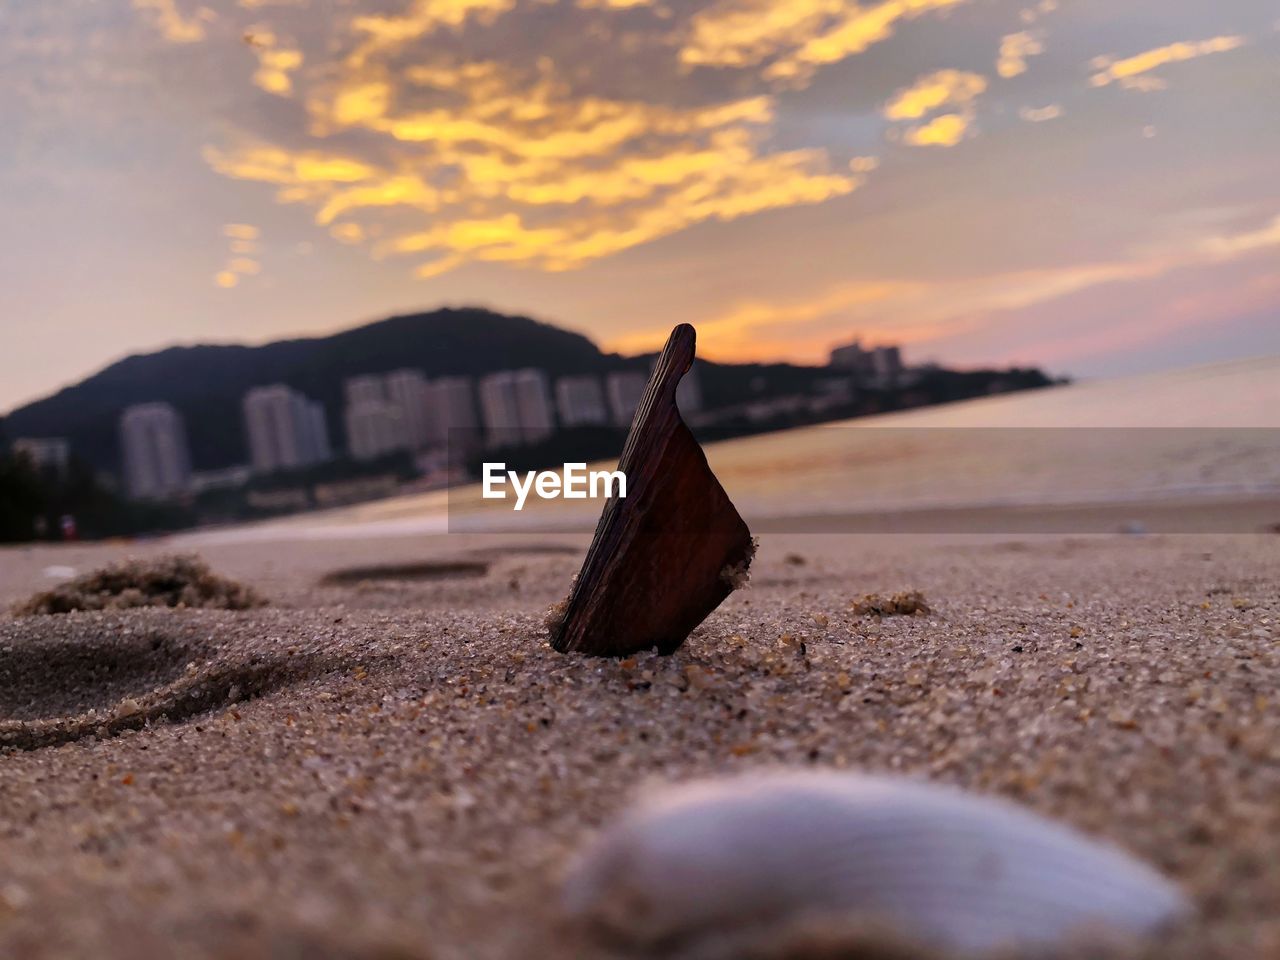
[0,530,1277,959]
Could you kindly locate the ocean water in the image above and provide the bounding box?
[179,354,1280,544]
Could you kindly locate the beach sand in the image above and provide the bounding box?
[0,530,1277,958]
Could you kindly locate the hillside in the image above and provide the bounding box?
[0,309,623,471]
[0,308,838,474]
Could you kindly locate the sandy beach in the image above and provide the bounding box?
[0,528,1276,959]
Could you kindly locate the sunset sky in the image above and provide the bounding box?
[2,0,1278,413]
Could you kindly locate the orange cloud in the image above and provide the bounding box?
[902,113,971,146]
[222,223,260,240]
[884,70,985,147]
[997,30,1043,78]
[604,206,1280,365]
[133,0,214,43]
[245,27,303,95]
[346,0,517,68]
[208,54,856,277]
[884,69,986,119]
[681,0,969,86]
[1018,103,1062,122]
[1090,35,1245,90]
[1198,213,1280,260]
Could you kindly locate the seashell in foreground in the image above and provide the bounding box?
[562,771,1189,954]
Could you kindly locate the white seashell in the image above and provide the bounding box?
[563,771,1189,954]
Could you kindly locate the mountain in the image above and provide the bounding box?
[1,309,619,472]
[0,308,834,475]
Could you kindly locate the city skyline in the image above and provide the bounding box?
[3,0,1279,415]
[108,357,731,497]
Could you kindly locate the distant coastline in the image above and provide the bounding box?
[0,308,1057,542]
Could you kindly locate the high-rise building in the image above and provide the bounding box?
[119,403,192,500]
[428,376,478,449]
[478,371,522,448]
[870,345,904,382]
[344,400,407,461]
[384,369,434,450]
[555,375,608,427]
[242,385,332,474]
[343,375,386,407]
[676,362,702,415]
[605,370,648,427]
[12,437,71,477]
[513,369,554,443]
[829,338,903,385]
[479,369,554,447]
[829,339,869,372]
[341,375,408,461]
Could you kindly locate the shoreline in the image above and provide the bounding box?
[152,489,1280,545]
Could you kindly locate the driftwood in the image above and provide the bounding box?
[548,324,754,656]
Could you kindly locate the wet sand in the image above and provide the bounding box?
[0,530,1277,958]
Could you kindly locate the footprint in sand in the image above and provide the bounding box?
[0,612,351,752]
[318,559,491,586]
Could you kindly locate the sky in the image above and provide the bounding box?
[2,0,1278,414]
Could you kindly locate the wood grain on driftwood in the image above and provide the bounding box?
[548,324,754,656]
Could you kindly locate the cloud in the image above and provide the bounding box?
[132,0,215,44]
[680,0,969,86]
[134,0,1268,298]
[612,206,1280,364]
[1199,213,1280,260]
[884,69,986,119]
[1090,35,1246,90]
[997,30,1043,78]
[1018,103,1061,122]
[244,28,303,96]
[346,0,518,67]
[208,54,856,276]
[222,223,261,239]
[1018,0,1055,26]
[329,223,366,244]
[902,113,972,146]
[884,69,985,146]
[607,279,921,361]
[577,0,655,8]
[215,226,265,288]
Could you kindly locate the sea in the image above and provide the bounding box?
[178,354,1280,544]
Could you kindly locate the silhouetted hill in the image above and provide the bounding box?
[2,309,616,472]
[2,307,1054,480]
